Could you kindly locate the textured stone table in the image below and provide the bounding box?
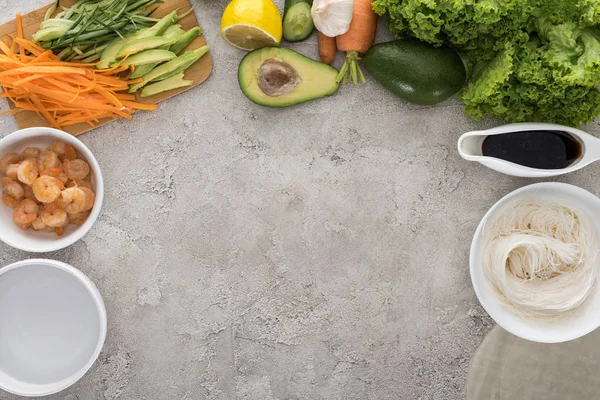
[2,1,599,399]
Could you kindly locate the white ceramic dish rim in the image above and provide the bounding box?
[457,122,600,178]
[0,127,103,252]
[470,182,600,343]
[0,259,107,397]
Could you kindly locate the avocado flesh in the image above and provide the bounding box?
[238,47,339,107]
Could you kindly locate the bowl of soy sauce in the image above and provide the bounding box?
[458,123,600,178]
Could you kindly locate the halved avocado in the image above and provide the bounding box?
[238,47,339,107]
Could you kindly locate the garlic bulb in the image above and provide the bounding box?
[311,0,354,38]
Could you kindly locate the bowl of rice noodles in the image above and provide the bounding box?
[470,182,600,343]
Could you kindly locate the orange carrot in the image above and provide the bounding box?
[15,14,24,56]
[318,32,336,65]
[0,33,157,129]
[335,0,378,84]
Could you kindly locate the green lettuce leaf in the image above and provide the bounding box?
[459,23,600,126]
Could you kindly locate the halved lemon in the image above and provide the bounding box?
[220,0,282,51]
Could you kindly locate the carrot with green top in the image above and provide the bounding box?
[335,0,378,84]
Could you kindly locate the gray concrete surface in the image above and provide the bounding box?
[1,0,600,399]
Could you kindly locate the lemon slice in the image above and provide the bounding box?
[221,25,279,51]
[220,0,282,51]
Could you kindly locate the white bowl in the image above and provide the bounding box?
[0,259,107,397]
[470,182,600,343]
[0,127,104,252]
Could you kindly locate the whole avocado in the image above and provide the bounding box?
[363,39,466,105]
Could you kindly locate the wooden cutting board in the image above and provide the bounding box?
[0,0,212,136]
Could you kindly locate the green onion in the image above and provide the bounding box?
[33,0,163,60]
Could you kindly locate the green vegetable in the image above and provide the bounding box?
[116,37,176,59]
[372,0,600,126]
[372,0,528,61]
[130,63,158,78]
[97,36,129,69]
[129,45,210,92]
[238,47,339,107]
[123,49,177,67]
[162,25,185,42]
[169,27,203,55]
[33,0,164,59]
[97,11,179,68]
[363,40,466,105]
[140,72,193,97]
[282,0,314,42]
[461,24,600,126]
[129,10,179,41]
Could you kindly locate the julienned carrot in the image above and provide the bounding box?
[335,0,378,84]
[15,14,24,56]
[318,32,336,65]
[0,30,157,129]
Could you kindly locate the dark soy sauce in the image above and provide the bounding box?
[482,130,583,170]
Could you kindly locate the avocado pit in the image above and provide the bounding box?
[258,59,301,97]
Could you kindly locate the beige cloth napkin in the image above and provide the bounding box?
[467,326,600,400]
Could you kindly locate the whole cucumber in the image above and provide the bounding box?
[363,39,466,105]
[283,0,314,42]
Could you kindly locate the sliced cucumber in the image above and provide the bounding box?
[129,45,209,92]
[124,50,176,67]
[140,72,193,97]
[169,27,202,55]
[282,0,314,42]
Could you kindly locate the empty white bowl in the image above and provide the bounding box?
[0,127,104,252]
[470,182,600,343]
[0,259,107,397]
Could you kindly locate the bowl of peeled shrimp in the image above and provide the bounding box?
[0,127,103,252]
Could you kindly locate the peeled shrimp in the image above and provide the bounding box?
[40,208,68,228]
[2,179,24,201]
[21,147,40,160]
[0,153,20,174]
[13,199,39,226]
[6,164,19,180]
[32,175,64,203]
[50,141,76,161]
[63,159,90,181]
[68,210,90,225]
[45,198,66,212]
[56,171,68,185]
[61,187,86,214]
[15,221,30,230]
[17,159,39,185]
[1,177,12,187]
[79,186,95,211]
[37,150,59,175]
[31,216,47,231]
[67,180,93,190]
[2,193,19,207]
[23,184,35,201]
